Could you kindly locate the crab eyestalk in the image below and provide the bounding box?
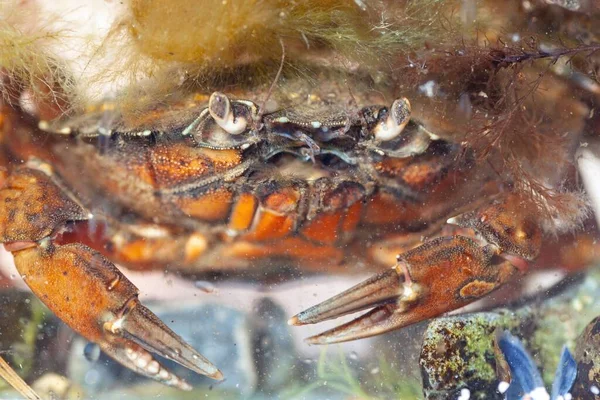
[209,92,249,135]
[372,97,411,141]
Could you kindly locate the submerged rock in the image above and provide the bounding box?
[571,316,600,399]
[420,310,529,399]
[31,373,85,400]
[249,297,300,394]
[420,267,600,399]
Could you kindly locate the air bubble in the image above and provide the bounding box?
[84,342,101,362]
[84,369,101,386]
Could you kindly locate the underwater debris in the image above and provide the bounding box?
[0,355,41,400]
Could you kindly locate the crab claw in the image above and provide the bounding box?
[101,296,224,384]
[10,242,222,389]
[289,269,419,344]
[290,236,520,344]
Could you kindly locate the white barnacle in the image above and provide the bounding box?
[104,315,124,334]
[146,360,160,375]
[38,120,72,135]
[528,387,550,400]
[373,98,411,141]
[497,381,510,394]
[208,92,248,135]
[275,116,290,123]
[98,127,112,136]
[457,388,470,400]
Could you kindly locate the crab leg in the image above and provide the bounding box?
[0,166,222,389]
[290,195,541,344]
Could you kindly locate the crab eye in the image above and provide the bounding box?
[182,93,259,149]
[208,92,248,135]
[208,92,230,121]
[373,97,411,142]
[365,98,436,159]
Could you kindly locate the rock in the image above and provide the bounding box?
[31,373,85,400]
[420,266,600,399]
[571,316,600,399]
[249,297,300,393]
[420,310,529,399]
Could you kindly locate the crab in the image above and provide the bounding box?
[0,67,594,391]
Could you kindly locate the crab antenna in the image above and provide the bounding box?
[257,38,286,124]
[342,78,367,131]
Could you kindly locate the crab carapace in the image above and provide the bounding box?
[0,72,591,389]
